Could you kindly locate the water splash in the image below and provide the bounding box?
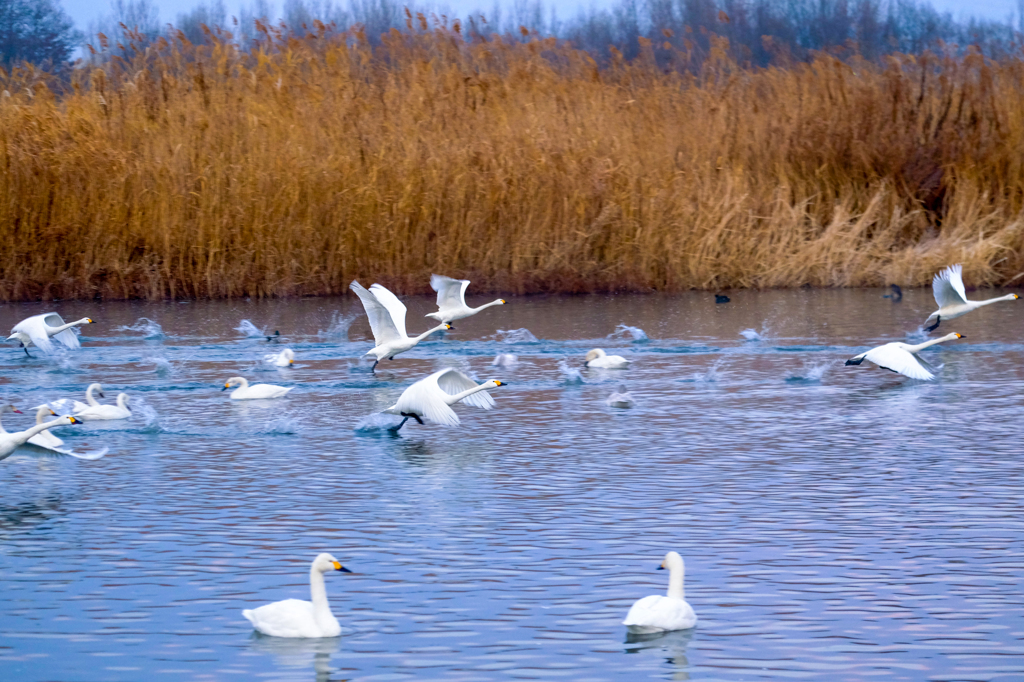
[318,312,356,339]
[681,359,725,384]
[492,353,518,367]
[253,416,300,435]
[235,319,265,337]
[740,323,772,342]
[492,328,539,344]
[115,318,165,339]
[786,360,835,384]
[354,412,405,433]
[608,324,648,343]
[131,396,160,428]
[557,359,585,385]
[147,357,174,376]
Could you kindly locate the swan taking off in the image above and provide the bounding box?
[25,406,107,459]
[265,348,295,367]
[425,274,505,326]
[845,332,965,380]
[584,349,630,369]
[8,313,94,356]
[74,392,131,421]
[223,377,293,400]
[349,280,450,372]
[623,551,698,634]
[43,382,105,415]
[385,368,504,430]
[925,264,1019,331]
[242,553,352,638]
[606,385,635,408]
[0,405,82,461]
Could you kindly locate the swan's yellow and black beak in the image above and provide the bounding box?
[49,409,57,416]
[955,333,965,339]
[657,563,665,570]
[68,416,82,424]
[222,384,230,391]
[499,299,506,304]
[332,561,352,573]
[493,380,505,387]
[444,324,452,330]
[86,318,94,323]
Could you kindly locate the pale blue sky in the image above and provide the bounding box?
[61,0,1019,33]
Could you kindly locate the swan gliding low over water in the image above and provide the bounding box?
[426,274,505,326]
[925,264,1019,332]
[8,313,94,355]
[623,551,698,634]
[350,280,450,371]
[0,405,82,462]
[385,368,504,430]
[242,553,352,638]
[845,332,965,380]
[224,377,293,400]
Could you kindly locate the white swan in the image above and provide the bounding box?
[0,405,82,461]
[74,392,132,421]
[8,313,93,355]
[492,353,518,367]
[350,280,450,371]
[623,551,698,634]
[584,349,630,369]
[242,553,352,638]
[845,332,964,380]
[24,406,107,459]
[42,382,104,415]
[265,348,295,367]
[925,264,1019,331]
[606,384,635,408]
[384,368,504,429]
[425,274,505,326]
[224,377,292,400]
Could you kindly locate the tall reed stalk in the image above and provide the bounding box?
[1,26,1023,300]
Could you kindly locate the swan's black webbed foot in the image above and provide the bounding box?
[392,417,409,431]
[925,316,941,332]
[371,360,379,372]
[22,345,31,357]
[401,412,424,425]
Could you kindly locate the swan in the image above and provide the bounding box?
[265,348,295,367]
[584,349,630,369]
[845,332,965,380]
[623,551,698,634]
[606,385,635,408]
[925,264,1019,331]
[492,353,518,367]
[8,313,94,355]
[242,553,352,638]
[384,368,504,430]
[0,405,82,461]
[224,377,292,400]
[74,392,132,421]
[425,274,506,326]
[42,382,105,415]
[24,406,107,459]
[349,280,450,371]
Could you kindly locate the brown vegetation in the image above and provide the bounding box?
[1,25,1024,300]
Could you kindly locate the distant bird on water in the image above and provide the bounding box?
[715,293,730,304]
[882,284,903,301]
[845,332,965,380]
[924,264,1019,332]
[266,330,281,343]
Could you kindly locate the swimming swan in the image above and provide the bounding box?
[74,392,132,421]
[925,264,1019,331]
[0,405,82,461]
[242,553,352,638]
[606,385,635,408]
[349,280,450,371]
[584,349,630,369]
[623,551,698,634]
[492,353,518,367]
[8,313,93,355]
[265,348,295,367]
[224,377,293,400]
[425,274,505,326]
[385,368,504,430]
[845,332,965,380]
[24,406,107,460]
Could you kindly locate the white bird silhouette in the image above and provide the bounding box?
[384,368,504,430]
[8,313,93,355]
[425,274,505,326]
[350,280,450,371]
[924,264,1019,331]
[845,332,965,380]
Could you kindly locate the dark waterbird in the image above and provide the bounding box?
[715,293,730,304]
[882,284,902,301]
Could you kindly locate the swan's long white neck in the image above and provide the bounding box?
[905,333,959,353]
[51,319,89,335]
[976,293,1019,307]
[444,383,491,406]
[666,561,685,600]
[413,324,448,342]
[86,385,102,407]
[470,299,504,313]
[309,566,333,628]
[35,407,50,425]
[117,394,129,408]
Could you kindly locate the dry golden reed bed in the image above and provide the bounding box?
[2,25,1024,300]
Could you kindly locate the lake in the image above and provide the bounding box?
[1,288,1022,681]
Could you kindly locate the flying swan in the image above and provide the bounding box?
[242,553,352,638]
[584,349,630,369]
[384,368,504,430]
[25,407,108,460]
[223,377,293,400]
[845,332,965,380]
[623,551,698,634]
[265,348,295,367]
[425,274,505,326]
[8,313,94,355]
[349,280,450,371]
[0,405,82,462]
[925,264,1019,331]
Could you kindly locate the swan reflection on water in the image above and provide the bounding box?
[247,632,342,682]
[624,628,695,680]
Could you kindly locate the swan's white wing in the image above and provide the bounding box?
[430,274,469,311]
[369,284,409,339]
[43,313,81,349]
[396,371,461,426]
[243,599,317,638]
[933,264,967,308]
[20,443,108,460]
[349,281,402,346]
[12,314,55,353]
[864,344,935,380]
[437,368,495,410]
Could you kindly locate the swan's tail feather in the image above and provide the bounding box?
[242,609,257,626]
[425,311,442,321]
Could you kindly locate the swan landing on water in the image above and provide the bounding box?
[384,368,504,430]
